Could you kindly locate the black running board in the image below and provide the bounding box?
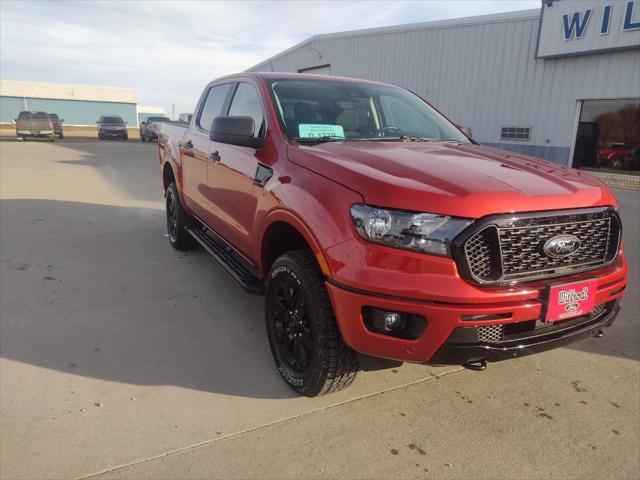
[186,225,264,294]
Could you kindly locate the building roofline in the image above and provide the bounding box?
[248,8,540,72]
[0,79,138,103]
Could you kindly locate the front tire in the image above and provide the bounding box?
[266,250,359,396]
[165,182,196,251]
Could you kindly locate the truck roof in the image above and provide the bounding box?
[213,71,393,87]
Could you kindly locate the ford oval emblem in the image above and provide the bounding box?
[543,235,581,258]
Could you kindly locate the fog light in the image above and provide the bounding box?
[384,312,405,331]
[362,307,427,340]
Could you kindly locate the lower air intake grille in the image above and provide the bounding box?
[477,324,504,343]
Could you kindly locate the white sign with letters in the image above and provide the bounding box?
[537,0,640,58]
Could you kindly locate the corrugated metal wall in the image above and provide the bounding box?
[249,14,640,164]
[0,97,138,126]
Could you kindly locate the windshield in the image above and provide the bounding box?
[147,116,170,123]
[268,79,469,143]
[101,116,124,124]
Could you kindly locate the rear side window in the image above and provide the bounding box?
[198,83,232,131]
[228,83,264,137]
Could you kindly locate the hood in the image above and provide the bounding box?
[287,141,616,218]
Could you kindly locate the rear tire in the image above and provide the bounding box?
[266,250,359,396]
[58,132,64,139]
[165,182,196,251]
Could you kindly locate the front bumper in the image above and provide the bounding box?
[429,301,619,365]
[101,129,127,137]
[326,255,627,364]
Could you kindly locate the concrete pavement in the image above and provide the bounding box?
[0,139,638,479]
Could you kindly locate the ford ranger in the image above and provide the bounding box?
[158,73,627,396]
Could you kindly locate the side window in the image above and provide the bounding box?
[198,83,232,131]
[228,83,264,137]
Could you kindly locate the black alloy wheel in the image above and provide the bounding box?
[165,182,196,250]
[269,275,314,373]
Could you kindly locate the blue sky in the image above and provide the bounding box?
[0,0,539,115]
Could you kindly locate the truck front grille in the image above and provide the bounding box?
[457,208,621,284]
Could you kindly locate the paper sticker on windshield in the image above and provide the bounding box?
[298,124,345,139]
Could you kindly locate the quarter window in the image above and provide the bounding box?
[228,83,264,137]
[198,83,232,131]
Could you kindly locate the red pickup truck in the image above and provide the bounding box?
[159,73,627,396]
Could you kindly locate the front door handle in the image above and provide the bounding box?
[183,139,193,150]
[210,150,221,162]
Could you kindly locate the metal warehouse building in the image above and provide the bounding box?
[0,80,139,128]
[248,1,640,180]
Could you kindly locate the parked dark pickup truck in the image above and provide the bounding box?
[15,111,55,140]
[159,73,627,396]
[49,113,64,139]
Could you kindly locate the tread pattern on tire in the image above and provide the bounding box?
[276,249,359,396]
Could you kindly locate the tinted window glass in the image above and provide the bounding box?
[146,116,169,123]
[379,95,441,139]
[269,79,467,142]
[49,114,59,120]
[198,83,232,131]
[34,112,49,120]
[18,111,32,120]
[101,116,124,124]
[228,83,264,137]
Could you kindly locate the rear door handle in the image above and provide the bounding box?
[210,150,221,162]
[183,140,193,149]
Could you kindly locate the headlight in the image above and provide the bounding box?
[350,203,472,257]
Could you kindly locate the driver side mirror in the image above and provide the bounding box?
[210,116,261,149]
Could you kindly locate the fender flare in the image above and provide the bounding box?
[258,209,332,278]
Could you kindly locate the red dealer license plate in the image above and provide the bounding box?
[546,278,598,322]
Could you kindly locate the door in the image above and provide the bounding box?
[207,82,265,259]
[181,83,233,224]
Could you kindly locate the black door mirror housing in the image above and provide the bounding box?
[210,116,261,149]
